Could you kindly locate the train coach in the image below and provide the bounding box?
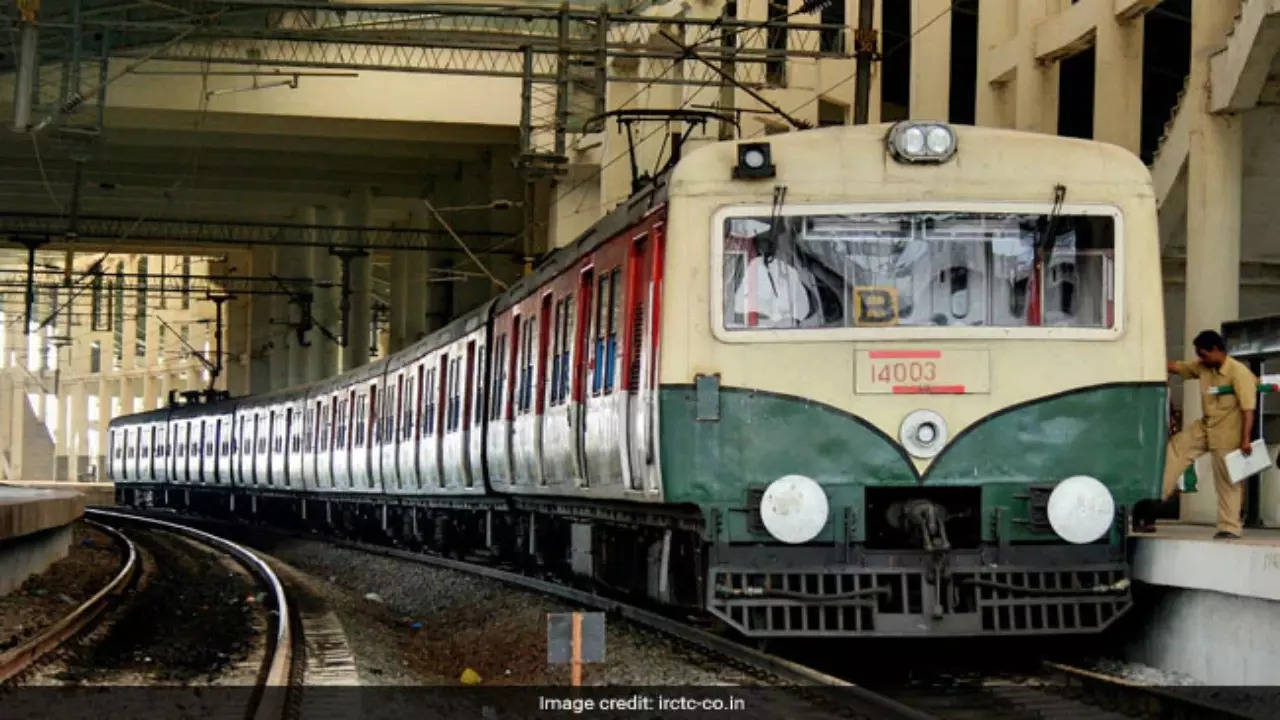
[111,121,1166,638]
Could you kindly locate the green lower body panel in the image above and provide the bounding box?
[659,381,1165,636]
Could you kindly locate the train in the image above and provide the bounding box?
[110,121,1167,638]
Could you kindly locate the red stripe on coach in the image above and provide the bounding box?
[892,385,965,394]
[869,350,942,359]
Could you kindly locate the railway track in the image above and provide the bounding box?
[93,507,1264,720]
[0,520,138,684]
[82,508,299,720]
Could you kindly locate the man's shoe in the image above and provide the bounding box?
[1132,521,1156,533]
[1213,531,1242,540]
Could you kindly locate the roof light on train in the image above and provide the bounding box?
[888,122,957,164]
[733,142,776,179]
[1046,475,1115,544]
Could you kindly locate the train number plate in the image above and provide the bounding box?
[855,350,990,395]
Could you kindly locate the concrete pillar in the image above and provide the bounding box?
[55,384,70,481]
[211,252,252,397]
[249,246,274,394]
[406,205,435,338]
[68,381,86,481]
[909,0,952,120]
[9,376,26,479]
[390,248,410,353]
[1181,0,1244,525]
[1014,3,1057,134]
[404,249,429,344]
[976,0,1016,128]
[343,187,373,371]
[95,377,113,480]
[310,206,340,383]
[1093,5,1143,154]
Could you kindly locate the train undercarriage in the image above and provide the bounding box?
[116,484,1133,638]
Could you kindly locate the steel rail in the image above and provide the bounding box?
[1043,660,1256,720]
[85,508,293,720]
[91,505,934,719]
[0,519,138,683]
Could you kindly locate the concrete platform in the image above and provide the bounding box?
[0,487,85,596]
[1126,522,1280,685]
[1,481,116,508]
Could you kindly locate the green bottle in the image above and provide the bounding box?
[1180,464,1198,493]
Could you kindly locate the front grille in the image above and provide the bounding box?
[708,564,1130,637]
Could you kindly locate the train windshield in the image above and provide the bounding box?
[722,211,1115,331]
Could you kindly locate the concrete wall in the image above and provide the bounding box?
[0,525,72,597]
[1127,585,1280,685]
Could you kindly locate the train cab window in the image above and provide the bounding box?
[721,211,1117,331]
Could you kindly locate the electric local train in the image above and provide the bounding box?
[111,121,1165,638]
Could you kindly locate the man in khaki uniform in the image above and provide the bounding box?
[1158,330,1258,538]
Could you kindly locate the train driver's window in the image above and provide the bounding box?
[722,211,1116,331]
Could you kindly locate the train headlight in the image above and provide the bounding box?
[759,474,829,544]
[900,409,948,459]
[888,122,957,163]
[1046,475,1115,544]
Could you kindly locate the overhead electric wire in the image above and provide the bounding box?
[749,0,956,137]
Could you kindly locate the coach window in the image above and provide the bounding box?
[490,336,507,421]
[473,344,485,426]
[519,315,536,412]
[720,209,1117,335]
[355,395,366,448]
[424,367,435,436]
[336,399,347,449]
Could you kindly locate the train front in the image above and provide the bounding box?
[658,122,1166,637]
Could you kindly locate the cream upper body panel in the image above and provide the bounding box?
[659,124,1164,473]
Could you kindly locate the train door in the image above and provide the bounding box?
[172,422,184,484]
[398,365,421,490]
[107,429,116,482]
[433,355,448,487]
[317,395,333,489]
[467,339,485,487]
[623,226,662,493]
[571,270,594,487]
[541,289,580,487]
[289,403,304,489]
[283,405,295,489]
[458,341,477,488]
[512,304,547,487]
[236,415,247,487]
[214,416,226,485]
[359,384,376,491]
[486,323,515,490]
[582,266,624,489]
[384,371,402,491]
